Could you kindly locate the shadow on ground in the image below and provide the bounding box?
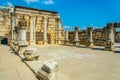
[114,51,120,54]
[91,48,105,51]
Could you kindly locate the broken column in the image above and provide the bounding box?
[37,61,58,80]
[17,18,28,55]
[24,48,40,61]
[65,30,69,45]
[12,26,19,51]
[105,23,115,51]
[74,27,80,46]
[43,16,48,45]
[86,27,94,48]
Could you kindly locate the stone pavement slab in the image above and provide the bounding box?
[0,45,37,80]
[23,45,120,80]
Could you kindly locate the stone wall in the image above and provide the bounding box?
[0,6,64,45]
[68,26,120,46]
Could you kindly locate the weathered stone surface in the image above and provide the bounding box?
[86,27,94,48]
[37,61,58,80]
[105,23,115,51]
[73,27,80,46]
[105,39,115,51]
[24,48,40,61]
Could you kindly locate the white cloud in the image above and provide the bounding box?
[64,26,73,30]
[7,2,13,7]
[24,0,39,4]
[42,0,54,5]
[24,0,54,5]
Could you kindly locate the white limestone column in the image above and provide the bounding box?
[65,31,69,40]
[17,19,28,55]
[75,27,79,40]
[57,19,61,44]
[65,30,69,45]
[33,17,36,44]
[20,27,26,41]
[105,23,115,51]
[86,27,94,47]
[109,26,114,43]
[30,16,36,45]
[30,17,33,40]
[108,24,115,51]
[74,27,80,46]
[43,16,48,44]
[11,13,16,40]
[55,18,58,44]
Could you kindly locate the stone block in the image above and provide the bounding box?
[24,48,40,61]
[37,61,58,80]
[105,39,115,51]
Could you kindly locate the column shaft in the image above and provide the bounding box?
[20,28,26,41]
[11,14,15,40]
[43,16,48,44]
[105,23,115,51]
[33,17,36,42]
[74,27,80,46]
[65,31,69,45]
[57,19,62,44]
[29,16,36,45]
[30,17,33,40]
[86,27,94,48]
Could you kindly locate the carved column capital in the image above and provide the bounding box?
[107,23,114,29]
[87,27,93,32]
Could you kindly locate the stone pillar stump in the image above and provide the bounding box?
[105,23,115,51]
[86,27,94,48]
[65,31,69,45]
[74,27,80,46]
[17,18,28,55]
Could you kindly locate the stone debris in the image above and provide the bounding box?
[24,48,40,61]
[37,61,58,80]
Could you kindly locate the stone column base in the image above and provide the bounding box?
[18,41,28,55]
[65,40,69,45]
[18,46,27,55]
[44,41,48,45]
[86,42,94,48]
[74,41,80,46]
[105,46,115,51]
[105,40,115,51]
[74,39,80,47]
[29,40,36,45]
[58,40,61,44]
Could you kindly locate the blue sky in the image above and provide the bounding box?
[1,0,120,30]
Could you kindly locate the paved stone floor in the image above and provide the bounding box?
[0,45,36,80]
[0,44,120,80]
[27,44,120,80]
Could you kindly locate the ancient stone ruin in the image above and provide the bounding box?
[0,5,120,80]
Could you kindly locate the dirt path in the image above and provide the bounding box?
[0,45,36,80]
